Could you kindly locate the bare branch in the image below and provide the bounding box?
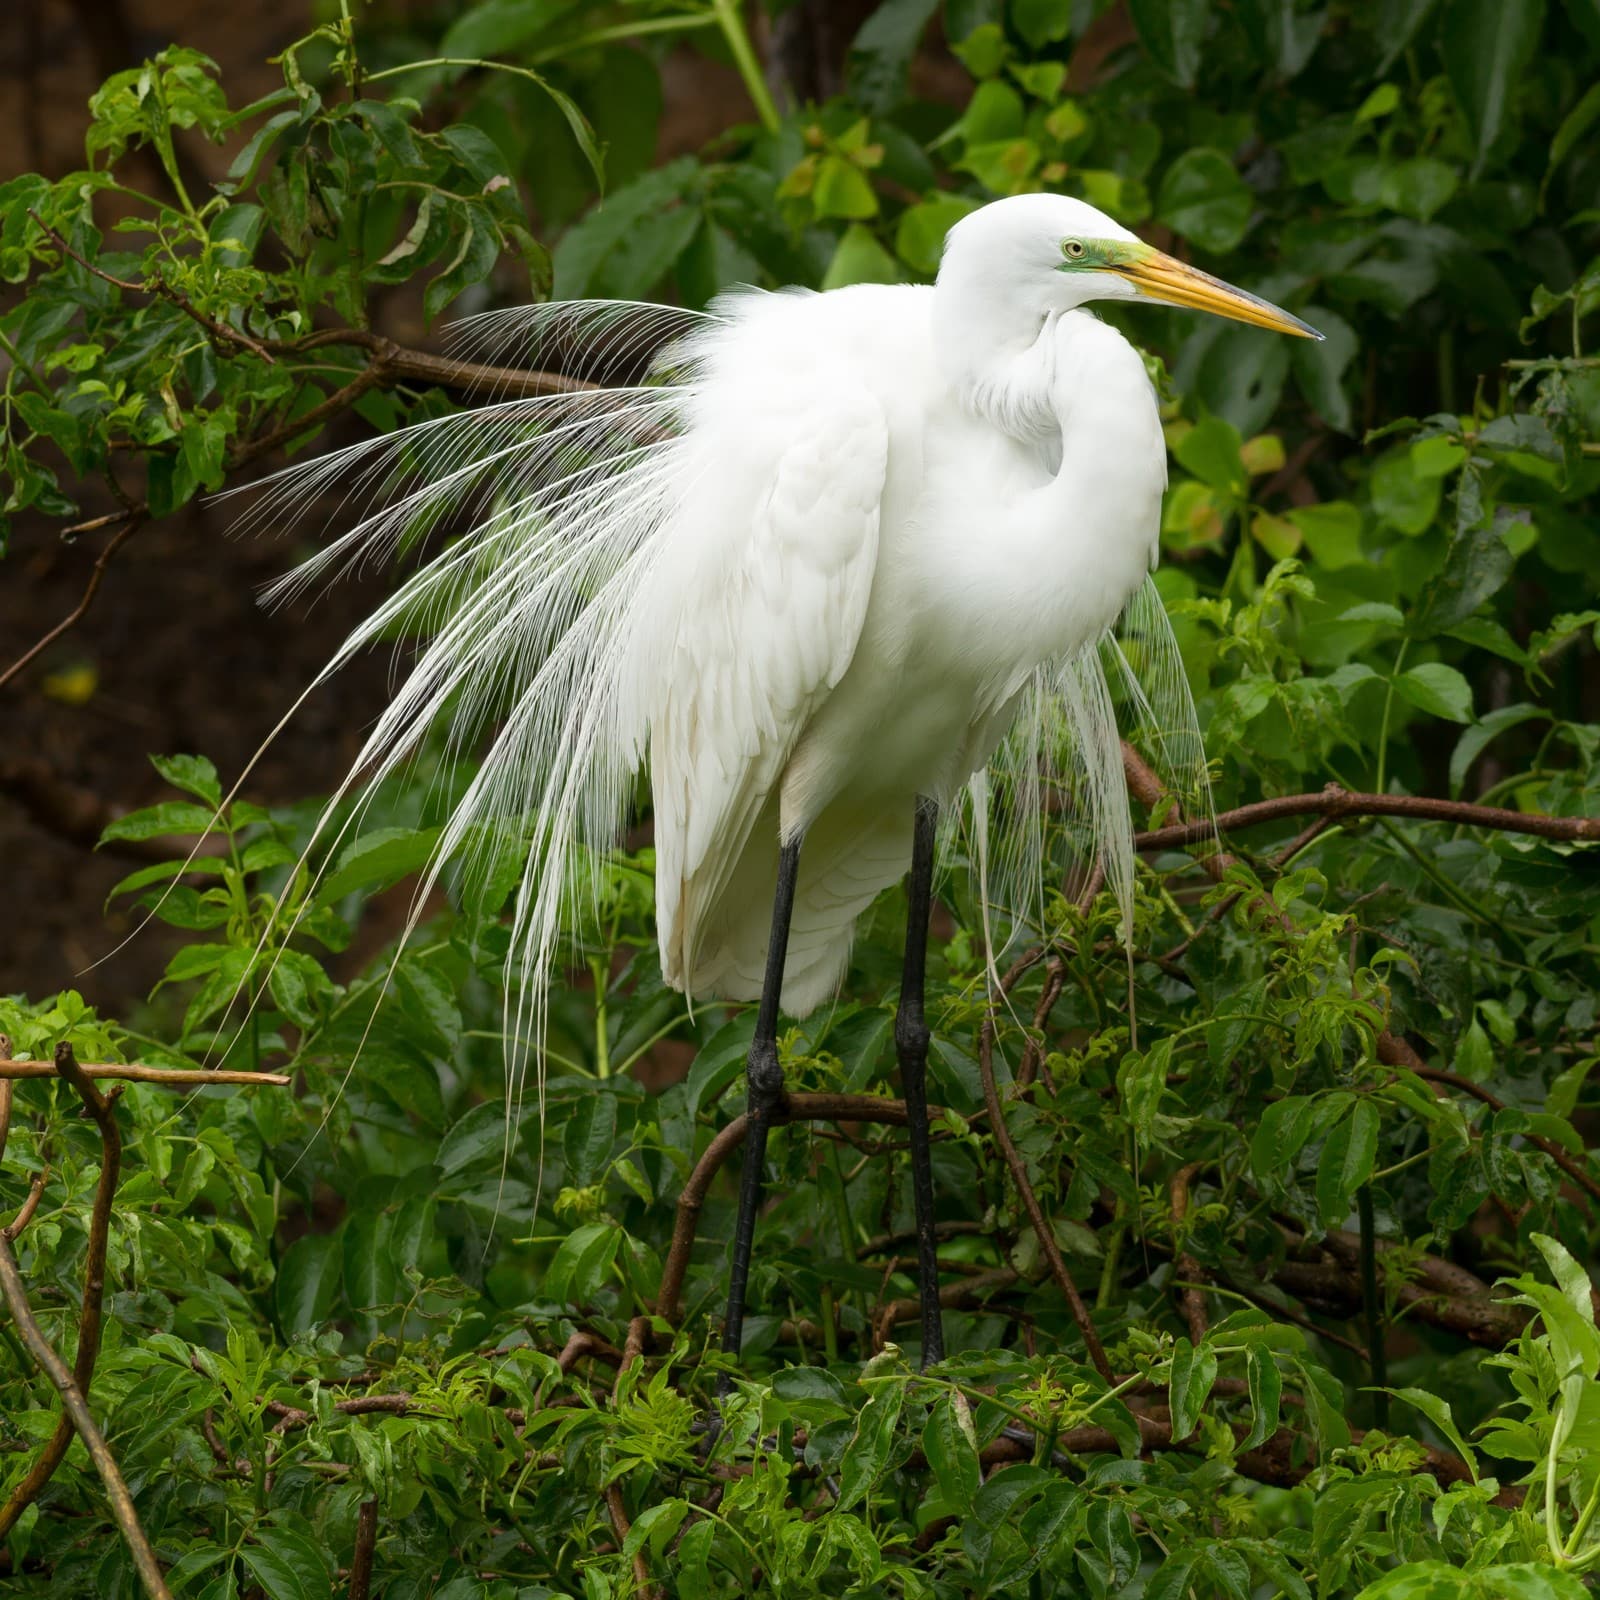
[348,1498,378,1600]
[0,515,145,694]
[1136,783,1600,850]
[0,1060,291,1088]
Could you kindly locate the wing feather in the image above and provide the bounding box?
[651,388,888,994]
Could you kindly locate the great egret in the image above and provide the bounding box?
[244,192,1319,1367]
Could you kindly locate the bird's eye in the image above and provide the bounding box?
[1063,239,1087,260]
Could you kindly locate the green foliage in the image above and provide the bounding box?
[2,0,1599,1596]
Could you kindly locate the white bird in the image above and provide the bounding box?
[242,191,1319,1364]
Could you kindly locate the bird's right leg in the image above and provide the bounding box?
[720,837,802,1364]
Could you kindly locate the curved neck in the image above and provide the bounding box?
[932,264,1056,439]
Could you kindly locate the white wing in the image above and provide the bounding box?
[647,385,888,994]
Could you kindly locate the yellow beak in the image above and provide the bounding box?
[1116,250,1322,340]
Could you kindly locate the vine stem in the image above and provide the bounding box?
[1356,1184,1388,1428]
[1374,639,1409,795]
[711,0,782,133]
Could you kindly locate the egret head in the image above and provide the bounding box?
[941,193,1321,341]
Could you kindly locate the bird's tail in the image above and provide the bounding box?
[216,301,718,1125]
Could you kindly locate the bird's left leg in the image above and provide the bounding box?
[896,796,945,1367]
[721,836,802,1364]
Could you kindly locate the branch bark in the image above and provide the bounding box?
[0,1060,291,1088]
[0,1046,167,1594]
[1135,783,1600,849]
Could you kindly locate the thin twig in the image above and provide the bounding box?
[288,327,596,401]
[0,1036,13,1165]
[0,1060,291,1087]
[0,515,145,694]
[30,210,277,364]
[977,1007,1112,1380]
[1377,1035,1600,1205]
[0,1046,162,1593]
[873,1266,1021,1351]
[3,1166,49,1240]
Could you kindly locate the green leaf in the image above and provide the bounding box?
[812,157,878,220]
[437,1101,512,1177]
[1448,703,1548,795]
[835,1382,905,1512]
[1383,1387,1478,1482]
[622,1498,688,1559]
[1173,414,1246,494]
[149,752,221,806]
[1291,499,1364,566]
[1117,1037,1171,1150]
[99,801,220,844]
[544,1222,622,1307]
[275,1233,341,1335]
[894,194,979,276]
[1394,662,1474,723]
[423,209,500,324]
[1441,0,1545,175]
[1157,147,1253,253]
[1242,1346,1283,1450]
[848,0,940,112]
[563,1092,618,1185]
[1316,1099,1380,1226]
[240,1527,334,1600]
[1168,1336,1218,1437]
[315,826,441,904]
[1250,1094,1318,1185]
[1409,501,1516,638]
[440,0,584,58]
[1128,0,1213,86]
[922,1393,980,1505]
[1353,1563,1590,1599]
[1145,1549,1204,1600]
[821,223,903,290]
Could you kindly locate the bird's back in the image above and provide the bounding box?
[631,285,941,1013]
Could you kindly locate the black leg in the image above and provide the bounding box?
[896,796,945,1368]
[721,837,802,1362]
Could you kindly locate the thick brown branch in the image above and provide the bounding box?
[348,1498,378,1600]
[1136,784,1600,850]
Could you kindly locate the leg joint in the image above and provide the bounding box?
[746,1039,785,1112]
[894,1010,930,1063]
